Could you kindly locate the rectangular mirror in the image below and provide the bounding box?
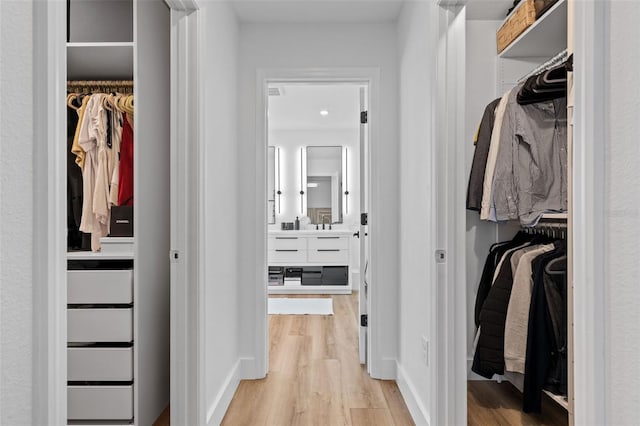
[306,146,343,225]
[268,146,276,224]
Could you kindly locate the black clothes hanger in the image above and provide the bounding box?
[545,255,567,275]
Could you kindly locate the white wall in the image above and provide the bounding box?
[396,2,437,423]
[463,19,500,364]
[0,1,35,422]
[605,2,640,424]
[238,22,399,378]
[201,3,241,423]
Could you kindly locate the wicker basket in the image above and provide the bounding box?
[497,0,537,54]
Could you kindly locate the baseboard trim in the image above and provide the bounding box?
[371,357,398,379]
[396,362,430,426]
[206,359,241,426]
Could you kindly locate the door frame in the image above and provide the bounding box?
[166,1,205,425]
[436,1,609,426]
[35,0,203,424]
[256,68,383,377]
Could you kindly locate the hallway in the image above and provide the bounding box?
[221,294,415,425]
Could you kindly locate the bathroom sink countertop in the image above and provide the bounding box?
[268,229,354,236]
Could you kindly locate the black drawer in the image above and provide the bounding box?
[322,266,348,286]
[302,267,322,285]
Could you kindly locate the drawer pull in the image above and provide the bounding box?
[317,249,340,252]
[276,249,298,252]
[317,236,340,239]
[276,237,298,240]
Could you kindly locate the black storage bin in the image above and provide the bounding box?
[284,267,303,279]
[322,266,348,286]
[302,267,323,286]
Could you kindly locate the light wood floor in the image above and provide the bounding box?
[468,381,568,426]
[221,293,415,426]
[156,295,569,426]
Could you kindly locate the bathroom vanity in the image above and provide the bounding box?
[268,230,353,294]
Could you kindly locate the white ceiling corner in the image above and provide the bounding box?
[230,0,406,24]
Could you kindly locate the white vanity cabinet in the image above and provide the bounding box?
[268,230,353,294]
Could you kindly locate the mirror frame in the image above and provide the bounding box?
[302,145,346,225]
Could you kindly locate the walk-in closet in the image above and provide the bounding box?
[464,0,573,424]
[64,1,170,424]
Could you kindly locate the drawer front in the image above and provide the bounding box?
[68,385,133,421]
[68,270,133,304]
[68,347,133,381]
[268,249,307,264]
[68,309,133,343]
[308,236,350,250]
[308,249,349,264]
[269,236,307,250]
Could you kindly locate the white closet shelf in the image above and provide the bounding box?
[67,42,134,48]
[499,0,567,58]
[67,251,134,260]
[543,390,569,410]
[540,213,568,220]
[67,43,133,81]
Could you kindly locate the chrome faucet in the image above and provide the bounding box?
[322,216,331,230]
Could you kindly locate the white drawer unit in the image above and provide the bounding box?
[68,308,133,342]
[269,249,308,264]
[68,347,133,381]
[68,269,133,304]
[308,235,350,250]
[269,236,307,250]
[308,249,349,264]
[68,385,133,421]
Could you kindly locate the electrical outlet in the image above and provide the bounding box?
[421,336,429,367]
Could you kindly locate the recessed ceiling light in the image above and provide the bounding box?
[320,110,329,116]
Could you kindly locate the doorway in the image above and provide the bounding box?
[264,81,370,369]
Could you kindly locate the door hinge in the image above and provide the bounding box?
[170,250,180,263]
[360,314,368,327]
[435,249,446,263]
[361,213,368,226]
[360,111,368,124]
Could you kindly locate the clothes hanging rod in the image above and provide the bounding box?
[67,80,134,93]
[518,49,569,83]
[67,80,134,87]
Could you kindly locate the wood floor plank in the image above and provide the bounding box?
[467,381,568,426]
[350,408,396,426]
[221,293,413,426]
[380,380,416,426]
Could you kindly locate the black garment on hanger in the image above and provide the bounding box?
[517,64,567,105]
[467,98,501,211]
[474,231,532,327]
[522,241,566,413]
[543,255,568,397]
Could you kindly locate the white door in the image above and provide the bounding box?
[358,86,369,365]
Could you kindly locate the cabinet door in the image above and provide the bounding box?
[268,249,308,264]
[269,236,307,250]
[67,385,133,421]
[67,308,133,342]
[68,270,133,304]
[308,249,349,264]
[307,236,350,250]
[68,347,133,381]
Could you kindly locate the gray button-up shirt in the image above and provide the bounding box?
[492,86,567,225]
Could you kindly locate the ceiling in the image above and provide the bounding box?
[231,0,404,23]
[268,84,362,131]
[465,0,513,21]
